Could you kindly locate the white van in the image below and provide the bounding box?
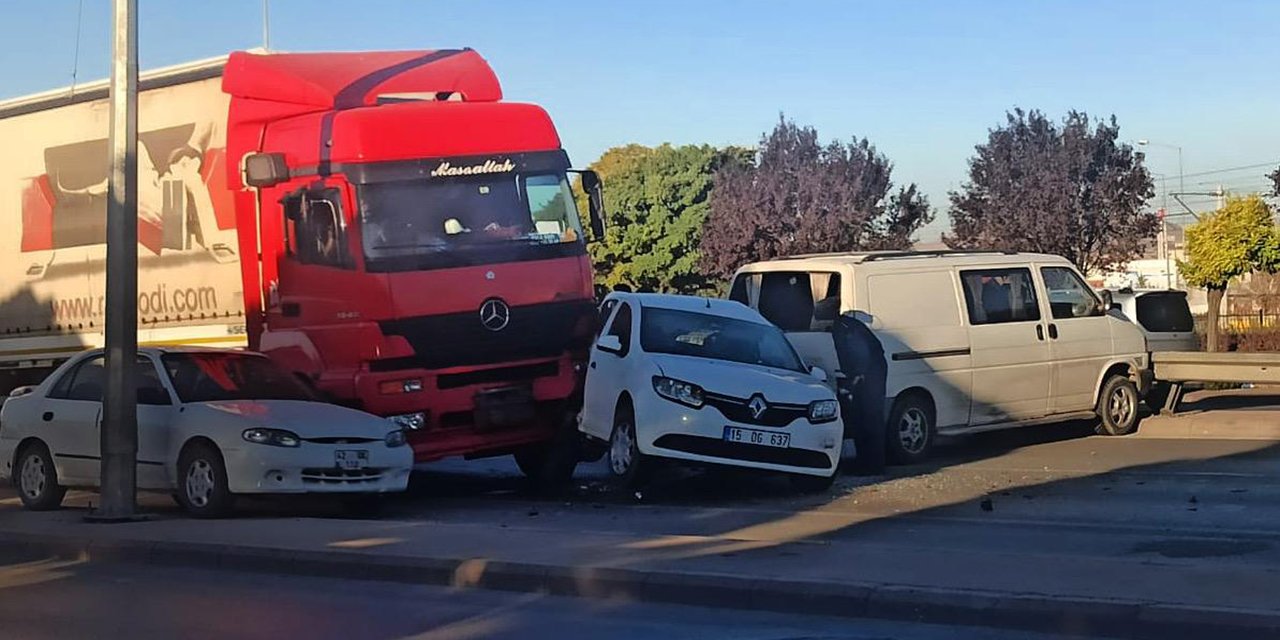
[729,250,1151,463]
[1102,288,1198,352]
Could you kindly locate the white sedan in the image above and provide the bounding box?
[0,347,412,517]
[581,293,844,491]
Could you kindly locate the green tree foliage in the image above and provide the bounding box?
[582,143,752,294]
[1178,194,1280,351]
[946,109,1157,274]
[699,116,932,278]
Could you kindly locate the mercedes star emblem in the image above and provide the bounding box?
[479,298,511,332]
[748,395,768,420]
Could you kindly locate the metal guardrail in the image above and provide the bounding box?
[1150,351,1280,415]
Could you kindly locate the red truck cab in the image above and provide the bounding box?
[222,49,602,478]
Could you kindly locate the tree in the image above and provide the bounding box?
[583,143,752,294]
[1178,194,1280,351]
[699,116,932,278]
[945,109,1157,275]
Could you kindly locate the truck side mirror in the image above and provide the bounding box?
[571,169,606,240]
[244,152,290,188]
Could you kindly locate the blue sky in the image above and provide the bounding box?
[4,1,1278,240]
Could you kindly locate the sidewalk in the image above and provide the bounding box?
[1138,388,1280,439]
[2,502,1278,639]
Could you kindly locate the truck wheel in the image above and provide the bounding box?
[15,442,66,511]
[514,412,580,491]
[608,403,650,492]
[1097,375,1140,436]
[886,394,934,465]
[176,442,234,518]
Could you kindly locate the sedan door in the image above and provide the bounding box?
[135,356,177,489]
[582,301,634,441]
[39,355,107,485]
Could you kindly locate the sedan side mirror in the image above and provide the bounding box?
[596,334,623,354]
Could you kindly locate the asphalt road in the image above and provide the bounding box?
[0,552,1091,640]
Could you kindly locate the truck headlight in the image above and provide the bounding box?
[808,399,839,423]
[389,412,427,430]
[652,376,705,408]
[242,428,301,447]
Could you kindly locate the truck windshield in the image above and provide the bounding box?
[162,353,315,403]
[640,307,807,373]
[358,173,585,271]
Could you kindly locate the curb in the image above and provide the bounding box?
[4,531,1279,639]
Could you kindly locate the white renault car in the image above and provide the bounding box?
[581,293,843,491]
[0,347,413,517]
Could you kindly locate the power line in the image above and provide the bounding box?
[69,0,84,96]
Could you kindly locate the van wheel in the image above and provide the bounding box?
[15,442,66,511]
[1097,375,1140,436]
[887,395,934,465]
[608,403,649,492]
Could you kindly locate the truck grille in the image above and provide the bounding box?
[375,300,594,371]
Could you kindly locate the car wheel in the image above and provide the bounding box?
[887,394,934,465]
[1096,374,1140,436]
[1144,381,1172,413]
[15,442,66,511]
[176,443,234,518]
[789,471,836,493]
[607,403,649,492]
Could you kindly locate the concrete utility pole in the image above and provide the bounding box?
[92,0,139,521]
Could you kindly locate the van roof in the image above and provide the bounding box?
[734,249,1075,273]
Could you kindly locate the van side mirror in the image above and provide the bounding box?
[571,169,606,240]
[596,334,623,354]
[1097,290,1114,316]
[809,366,829,383]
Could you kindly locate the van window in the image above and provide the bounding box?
[1135,292,1194,332]
[960,268,1041,325]
[756,271,840,332]
[1041,267,1102,319]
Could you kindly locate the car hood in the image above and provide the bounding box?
[649,354,833,405]
[187,400,394,438]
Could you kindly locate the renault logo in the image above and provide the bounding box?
[748,395,768,420]
[479,298,510,332]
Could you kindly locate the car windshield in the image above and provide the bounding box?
[161,353,314,403]
[358,172,584,270]
[1135,292,1194,332]
[639,307,806,373]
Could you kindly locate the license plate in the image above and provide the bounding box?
[335,450,369,470]
[723,426,790,448]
